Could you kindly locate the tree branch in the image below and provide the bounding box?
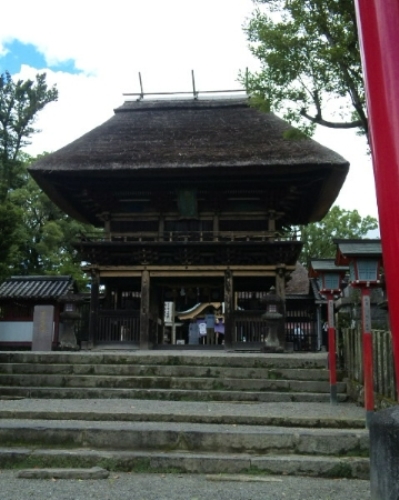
[300,108,364,129]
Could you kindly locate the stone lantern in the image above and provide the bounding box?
[335,239,382,425]
[261,287,285,352]
[58,294,82,351]
[309,259,348,404]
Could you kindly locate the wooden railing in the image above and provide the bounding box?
[97,310,140,344]
[234,313,266,343]
[341,327,398,407]
[232,311,317,350]
[80,230,299,244]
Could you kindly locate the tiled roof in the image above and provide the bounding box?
[334,239,382,257]
[0,276,74,300]
[310,259,349,273]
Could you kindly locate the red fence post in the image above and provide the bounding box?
[354,0,399,400]
[327,293,337,404]
[361,288,374,426]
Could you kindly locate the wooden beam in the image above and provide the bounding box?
[140,270,151,349]
[224,270,234,349]
[231,271,276,277]
[88,270,100,348]
[99,271,143,278]
[86,265,281,272]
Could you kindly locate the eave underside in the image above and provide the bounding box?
[33,164,347,227]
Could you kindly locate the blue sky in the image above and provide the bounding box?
[0,0,376,220]
[0,40,80,76]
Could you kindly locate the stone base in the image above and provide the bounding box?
[260,344,284,353]
[370,406,399,500]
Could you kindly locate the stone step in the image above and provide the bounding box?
[0,374,346,393]
[0,400,366,429]
[0,363,334,381]
[0,408,364,428]
[0,352,328,370]
[0,420,369,456]
[0,448,369,479]
[0,386,348,402]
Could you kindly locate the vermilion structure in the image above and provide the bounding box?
[354,0,399,399]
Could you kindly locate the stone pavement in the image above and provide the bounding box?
[0,471,371,500]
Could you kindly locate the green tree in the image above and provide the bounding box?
[0,201,22,279]
[242,0,368,138]
[0,72,58,281]
[7,156,97,288]
[298,205,378,266]
[0,71,58,201]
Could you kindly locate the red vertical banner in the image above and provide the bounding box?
[354,0,399,399]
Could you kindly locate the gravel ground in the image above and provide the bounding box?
[0,471,371,500]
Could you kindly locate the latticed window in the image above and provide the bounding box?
[350,260,379,281]
[1,303,34,320]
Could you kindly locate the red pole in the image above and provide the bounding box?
[327,293,337,404]
[361,288,374,426]
[354,0,399,399]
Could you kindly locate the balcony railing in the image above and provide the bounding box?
[79,230,299,244]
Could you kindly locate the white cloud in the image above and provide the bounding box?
[3,0,380,222]
[314,127,378,220]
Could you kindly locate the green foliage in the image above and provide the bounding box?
[0,72,96,288]
[0,71,58,202]
[242,0,368,137]
[6,157,98,289]
[0,201,23,280]
[298,205,378,266]
[282,128,308,140]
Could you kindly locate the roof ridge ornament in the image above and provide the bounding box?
[124,70,247,101]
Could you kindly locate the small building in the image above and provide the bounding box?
[0,276,76,349]
[28,95,349,350]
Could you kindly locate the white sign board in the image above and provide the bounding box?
[164,302,175,323]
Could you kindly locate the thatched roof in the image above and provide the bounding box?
[29,96,349,225]
[285,263,310,295]
[30,97,348,171]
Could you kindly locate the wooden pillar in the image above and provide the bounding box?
[213,212,219,241]
[158,215,165,240]
[149,284,160,346]
[53,302,61,345]
[275,265,287,320]
[224,270,234,349]
[268,217,276,233]
[104,216,111,241]
[275,266,286,301]
[140,270,151,349]
[89,270,100,348]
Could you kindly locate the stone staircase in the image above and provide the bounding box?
[0,351,369,479]
[0,351,346,402]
